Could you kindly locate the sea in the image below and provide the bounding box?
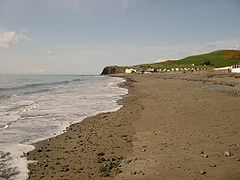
[0,74,128,180]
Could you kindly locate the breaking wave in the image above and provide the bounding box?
[0,78,82,91]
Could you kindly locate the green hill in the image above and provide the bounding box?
[135,50,240,69]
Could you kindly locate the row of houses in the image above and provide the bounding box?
[214,64,240,73]
[125,67,208,74]
[125,64,240,74]
[155,67,208,73]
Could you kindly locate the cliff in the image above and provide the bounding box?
[101,66,126,75]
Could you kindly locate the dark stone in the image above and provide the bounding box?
[101,66,126,75]
[97,152,105,156]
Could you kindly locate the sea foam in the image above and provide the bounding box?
[0,75,128,180]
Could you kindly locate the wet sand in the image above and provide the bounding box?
[27,72,240,180]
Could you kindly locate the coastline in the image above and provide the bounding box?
[27,75,134,179]
[27,72,240,180]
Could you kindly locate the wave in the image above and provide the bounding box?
[0,78,82,91]
[5,101,39,115]
[22,88,52,95]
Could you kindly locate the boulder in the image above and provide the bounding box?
[101,66,126,75]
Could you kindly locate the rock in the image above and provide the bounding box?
[138,170,145,175]
[200,170,206,175]
[101,66,126,75]
[122,159,132,165]
[131,170,145,176]
[100,161,119,177]
[224,151,232,157]
[209,163,216,167]
[97,157,106,163]
[100,171,110,177]
[202,154,209,158]
[63,167,70,172]
[234,157,240,161]
[131,171,137,175]
[141,149,146,152]
[97,152,105,156]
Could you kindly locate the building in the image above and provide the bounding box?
[214,66,231,73]
[231,64,240,73]
[125,68,136,74]
[214,64,240,73]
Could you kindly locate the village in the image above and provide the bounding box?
[125,64,240,74]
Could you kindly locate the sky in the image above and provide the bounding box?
[0,0,240,74]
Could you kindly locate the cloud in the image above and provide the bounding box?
[0,31,30,48]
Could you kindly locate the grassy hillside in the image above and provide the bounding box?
[135,50,240,69]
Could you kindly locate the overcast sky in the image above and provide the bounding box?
[0,0,240,74]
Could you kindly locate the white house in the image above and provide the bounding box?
[231,64,240,73]
[146,68,155,72]
[125,68,136,74]
[214,65,240,73]
[214,66,232,73]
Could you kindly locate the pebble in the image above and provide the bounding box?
[200,170,206,175]
[224,151,232,157]
[122,159,132,165]
[234,157,240,161]
[97,157,105,163]
[131,170,145,176]
[202,154,209,158]
[209,163,216,167]
[97,152,105,156]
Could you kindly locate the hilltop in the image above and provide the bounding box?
[101,50,240,74]
[136,50,240,69]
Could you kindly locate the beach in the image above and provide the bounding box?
[27,72,240,180]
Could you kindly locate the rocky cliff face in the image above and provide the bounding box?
[101,66,126,75]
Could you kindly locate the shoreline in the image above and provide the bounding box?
[26,75,134,179]
[27,72,240,180]
[0,75,128,180]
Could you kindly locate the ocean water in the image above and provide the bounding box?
[0,74,128,180]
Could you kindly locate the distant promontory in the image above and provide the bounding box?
[101,66,126,75]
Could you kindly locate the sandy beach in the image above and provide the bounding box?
[27,72,240,180]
